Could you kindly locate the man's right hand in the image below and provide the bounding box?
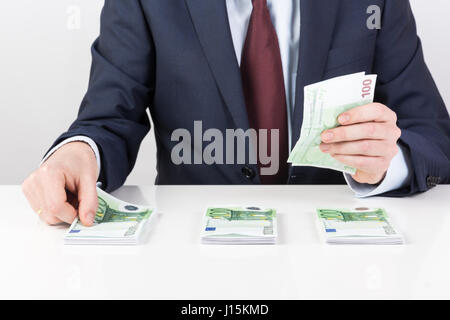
[22,142,99,226]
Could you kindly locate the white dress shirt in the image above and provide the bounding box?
[43,0,411,197]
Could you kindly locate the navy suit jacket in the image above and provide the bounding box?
[49,0,450,195]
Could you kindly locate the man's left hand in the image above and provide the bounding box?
[319,103,402,185]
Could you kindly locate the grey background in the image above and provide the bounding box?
[0,0,449,185]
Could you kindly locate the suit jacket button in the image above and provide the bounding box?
[242,166,255,180]
[426,176,440,188]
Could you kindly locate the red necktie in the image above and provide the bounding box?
[240,0,289,184]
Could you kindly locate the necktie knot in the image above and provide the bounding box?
[252,0,268,9]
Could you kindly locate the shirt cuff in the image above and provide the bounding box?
[344,144,411,198]
[40,136,102,182]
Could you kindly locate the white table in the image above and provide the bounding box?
[0,185,449,299]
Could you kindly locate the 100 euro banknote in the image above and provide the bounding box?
[201,206,277,244]
[316,207,404,244]
[288,72,377,174]
[65,187,154,245]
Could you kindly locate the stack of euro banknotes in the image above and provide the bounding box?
[64,72,403,246]
[65,187,155,245]
[200,206,277,244]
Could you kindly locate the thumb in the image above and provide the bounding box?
[77,176,98,226]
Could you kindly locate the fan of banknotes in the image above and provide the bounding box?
[201,206,278,245]
[315,207,404,245]
[64,187,155,245]
[289,72,377,174]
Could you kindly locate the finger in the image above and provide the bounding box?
[77,176,98,226]
[31,178,63,225]
[22,173,38,210]
[44,187,77,224]
[320,140,398,157]
[40,211,64,225]
[332,154,390,174]
[322,123,400,143]
[338,103,397,125]
[22,175,44,215]
[40,167,77,224]
[54,203,78,224]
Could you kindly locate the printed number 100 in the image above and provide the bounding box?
[361,79,373,98]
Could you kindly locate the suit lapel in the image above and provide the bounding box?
[185,0,250,131]
[291,0,340,145]
[185,0,340,169]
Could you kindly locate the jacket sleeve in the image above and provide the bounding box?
[373,0,450,196]
[46,0,154,192]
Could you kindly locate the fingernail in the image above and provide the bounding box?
[339,113,350,123]
[87,212,96,225]
[320,144,331,152]
[322,132,333,141]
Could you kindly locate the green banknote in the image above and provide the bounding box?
[201,206,277,244]
[64,187,154,245]
[316,207,404,244]
[289,72,377,174]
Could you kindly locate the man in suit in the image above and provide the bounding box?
[22,0,450,226]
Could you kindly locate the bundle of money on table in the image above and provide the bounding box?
[201,206,277,245]
[289,72,377,174]
[64,187,155,245]
[315,207,404,245]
